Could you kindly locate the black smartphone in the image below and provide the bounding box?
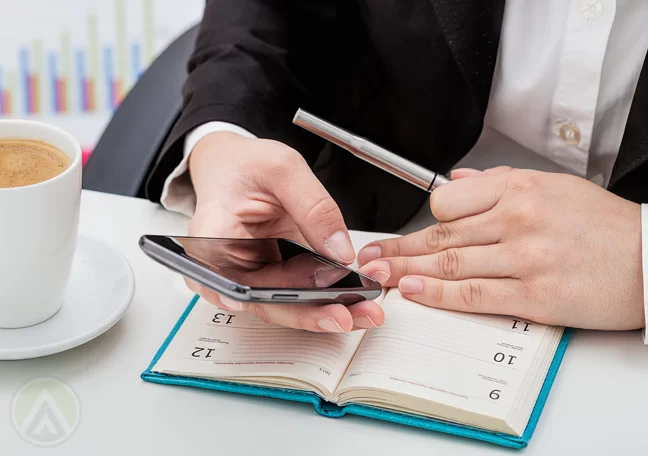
[138,235,383,305]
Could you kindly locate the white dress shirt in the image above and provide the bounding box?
[159,0,648,342]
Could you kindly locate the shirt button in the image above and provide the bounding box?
[581,0,602,19]
[559,123,581,145]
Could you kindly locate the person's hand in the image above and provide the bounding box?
[185,131,384,332]
[358,167,644,330]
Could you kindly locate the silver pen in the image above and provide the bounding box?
[293,109,449,192]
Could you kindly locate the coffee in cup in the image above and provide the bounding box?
[0,121,82,328]
[0,139,71,188]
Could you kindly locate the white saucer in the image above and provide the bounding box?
[0,234,135,360]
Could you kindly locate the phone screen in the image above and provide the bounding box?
[147,236,375,290]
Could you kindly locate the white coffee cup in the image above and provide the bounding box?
[0,120,82,328]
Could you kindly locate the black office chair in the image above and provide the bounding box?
[81,24,199,198]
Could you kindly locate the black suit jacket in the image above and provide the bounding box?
[146,0,648,232]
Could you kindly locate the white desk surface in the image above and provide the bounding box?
[2,190,648,454]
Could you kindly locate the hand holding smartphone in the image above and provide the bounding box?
[139,235,382,305]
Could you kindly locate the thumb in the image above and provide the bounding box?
[271,159,355,264]
[450,166,515,180]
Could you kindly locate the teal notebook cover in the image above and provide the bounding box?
[141,294,571,449]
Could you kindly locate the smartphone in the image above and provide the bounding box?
[138,235,383,305]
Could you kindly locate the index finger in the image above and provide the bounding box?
[429,172,508,222]
[357,211,500,265]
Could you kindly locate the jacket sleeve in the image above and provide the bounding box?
[145,0,340,202]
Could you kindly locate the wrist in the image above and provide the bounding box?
[189,131,246,169]
[188,131,249,201]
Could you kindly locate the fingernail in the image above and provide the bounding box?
[453,167,482,174]
[314,267,350,287]
[370,271,390,285]
[358,245,382,265]
[451,168,482,177]
[366,261,390,285]
[325,231,356,263]
[317,318,344,333]
[220,295,246,311]
[353,314,378,329]
[399,277,423,294]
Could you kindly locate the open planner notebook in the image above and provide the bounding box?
[142,231,571,449]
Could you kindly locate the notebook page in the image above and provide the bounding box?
[152,297,365,397]
[151,230,398,396]
[335,288,557,421]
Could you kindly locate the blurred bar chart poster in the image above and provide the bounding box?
[0,0,204,147]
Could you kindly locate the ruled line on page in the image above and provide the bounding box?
[232,348,339,362]
[364,335,516,369]
[185,356,337,372]
[236,342,344,354]
[343,370,492,403]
